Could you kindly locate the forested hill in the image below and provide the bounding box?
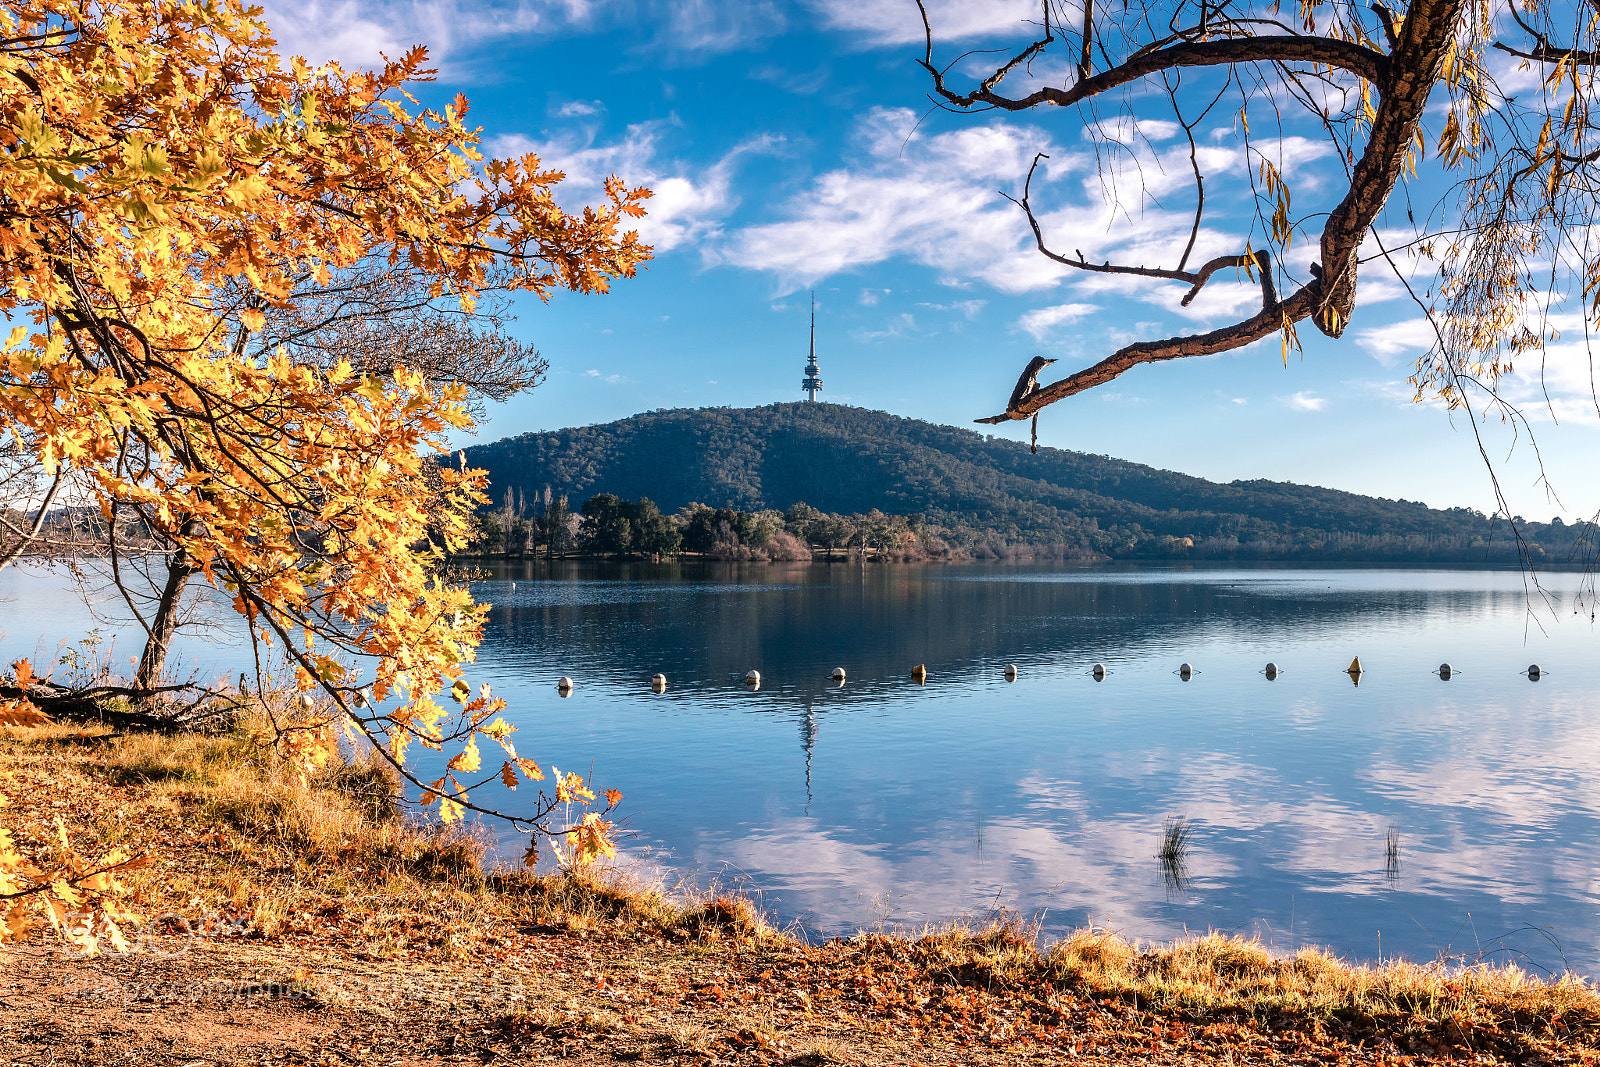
[459,403,1580,561]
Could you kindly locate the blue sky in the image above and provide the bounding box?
[265,0,1600,521]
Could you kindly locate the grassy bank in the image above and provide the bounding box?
[3,714,1598,1065]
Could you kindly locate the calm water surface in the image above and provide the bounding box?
[5,562,1600,973]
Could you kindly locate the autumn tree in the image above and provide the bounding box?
[0,0,647,947]
[124,263,550,692]
[923,0,1600,499]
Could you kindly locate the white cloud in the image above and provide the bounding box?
[1356,317,1437,366]
[263,0,783,70]
[1016,302,1099,341]
[748,63,831,95]
[712,104,1341,308]
[714,108,1078,292]
[1353,278,1410,306]
[493,124,781,252]
[555,99,605,118]
[585,368,626,384]
[917,299,986,319]
[1486,330,1600,425]
[856,312,918,341]
[262,0,591,69]
[1287,391,1327,412]
[1088,116,1184,146]
[651,0,785,53]
[809,0,1040,47]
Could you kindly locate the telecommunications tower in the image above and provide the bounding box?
[801,291,822,401]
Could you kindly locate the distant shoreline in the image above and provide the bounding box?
[447,551,1595,571]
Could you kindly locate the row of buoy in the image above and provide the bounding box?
[558,667,847,696]
[547,659,1548,696]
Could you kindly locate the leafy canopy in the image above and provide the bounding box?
[0,0,647,946]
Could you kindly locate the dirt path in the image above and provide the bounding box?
[2,923,1461,1067]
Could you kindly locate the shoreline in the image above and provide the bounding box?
[447,553,1600,573]
[4,712,1599,1065]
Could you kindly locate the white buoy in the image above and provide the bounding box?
[1178,662,1193,679]
[745,669,761,685]
[1264,662,1279,680]
[1004,664,1018,681]
[651,673,667,692]
[1437,662,1453,680]
[1528,664,1542,681]
[557,676,573,691]
[911,664,928,683]
[1091,663,1106,680]
[831,667,846,681]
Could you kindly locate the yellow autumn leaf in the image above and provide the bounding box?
[447,735,481,774]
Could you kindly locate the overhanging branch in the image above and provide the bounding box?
[981,278,1315,424]
[920,15,1388,114]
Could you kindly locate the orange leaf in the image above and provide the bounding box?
[9,659,35,688]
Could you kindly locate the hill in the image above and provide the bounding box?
[459,403,1581,562]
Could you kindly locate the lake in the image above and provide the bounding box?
[5,561,1599,974]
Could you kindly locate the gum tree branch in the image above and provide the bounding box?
[916,4,1389,112]
[924,0,1464,422]
[989,268,1307,423]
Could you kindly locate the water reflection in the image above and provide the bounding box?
[466,562,1600,973]
[6,561,1600,973]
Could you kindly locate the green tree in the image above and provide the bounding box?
[632,498,682,557]
[578,494,633,555]
[541,494,573,556]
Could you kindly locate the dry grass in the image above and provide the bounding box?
[99,714,486,882]
[1045,925,1600,1025]
[886,916,1600,1054]
[492,862,778,947]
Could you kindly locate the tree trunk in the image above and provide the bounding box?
[134,547,199,694]
[1314,0,1466,337]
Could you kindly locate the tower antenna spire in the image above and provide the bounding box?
[801,289,822,402]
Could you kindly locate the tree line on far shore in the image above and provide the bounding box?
[468,489,973,561]
[466,484,1600,566]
